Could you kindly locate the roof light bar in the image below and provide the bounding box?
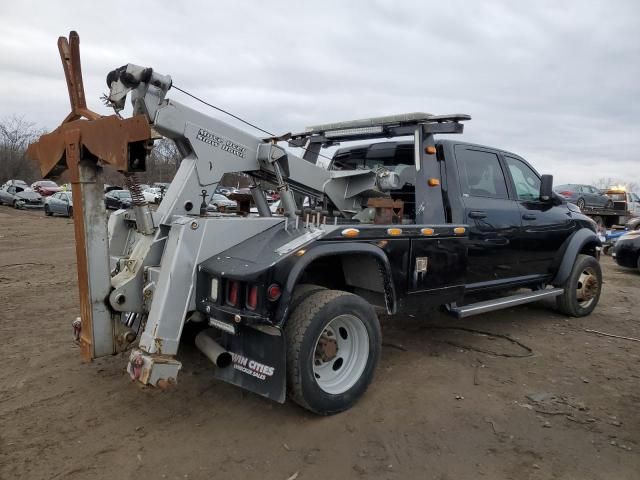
[324,126,384,139]
[306,112,435,134]
[290,112,471,141]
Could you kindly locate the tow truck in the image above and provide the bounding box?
[27,33,603,414]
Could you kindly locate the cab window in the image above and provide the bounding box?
[455,146,508,199]
[505,156,540,201]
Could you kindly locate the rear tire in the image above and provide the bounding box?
[44,205,52,216]
[556,254,602,317]
[67,206,73,218]
[286,289,381,415]
[576,198,586,209]
[13,200,20,209]
[290,284,327,311]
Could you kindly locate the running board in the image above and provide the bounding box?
[447,288,564,319]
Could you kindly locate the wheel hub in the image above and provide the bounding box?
[311,314,370,395]
[316,331,338,362]
[576,268,599,305]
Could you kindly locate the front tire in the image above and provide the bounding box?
[556,254,602,317]
[67,206,73,218]
[576,198,586,209]
[286,290,381,415]
[44,205,52,216]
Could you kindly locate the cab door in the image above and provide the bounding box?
[454,145,522,286]
[502,155,575,276]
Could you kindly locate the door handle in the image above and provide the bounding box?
[468,210,487,219]
[522,213,537,220]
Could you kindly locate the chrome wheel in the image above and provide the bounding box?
[312,314,369,395]
[576,267,599,308]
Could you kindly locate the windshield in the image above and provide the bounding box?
[39,181,58,187]
[212,194,229,201]
[118,191,131,198]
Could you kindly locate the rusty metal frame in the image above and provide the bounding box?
[26,31,153,361]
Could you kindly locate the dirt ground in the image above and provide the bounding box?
[1,206,639,480]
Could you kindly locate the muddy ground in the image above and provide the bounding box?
[1,205,639,480]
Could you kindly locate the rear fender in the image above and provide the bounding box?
[275,242,396,326]
[552,228,601,286]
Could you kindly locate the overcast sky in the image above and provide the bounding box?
[1,0,638,187]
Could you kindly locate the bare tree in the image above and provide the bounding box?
[0,115,45,184]
[142,138,181,184]
[593,177,638,192]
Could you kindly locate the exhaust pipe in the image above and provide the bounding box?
[195,329,232,368]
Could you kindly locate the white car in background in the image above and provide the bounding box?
[142,187,163,204]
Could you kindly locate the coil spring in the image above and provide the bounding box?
[124,173,146,206]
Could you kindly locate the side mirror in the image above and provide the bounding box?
[540,174,553,201]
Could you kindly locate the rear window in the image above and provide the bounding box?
[608,193,626,201]
[331,143,414,170]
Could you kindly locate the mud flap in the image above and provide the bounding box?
[213,325,286,403]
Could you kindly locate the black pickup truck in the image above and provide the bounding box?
[195,115,602,415]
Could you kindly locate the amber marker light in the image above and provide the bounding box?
[425,145,437,155]
[387,228,402,236]
[341,228,360,238]
[454,227,466,235]
[295,249,306,257]
[421,228,435,236]
[428,178,440,186]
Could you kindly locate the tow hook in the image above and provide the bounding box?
[129,351,145,380]
[72,317,82,344]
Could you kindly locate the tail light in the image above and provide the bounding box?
[227,280,239,306]
[247,285,258,310]
[267,283,282,301]
[558,191,572,197]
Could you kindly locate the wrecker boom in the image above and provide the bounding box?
[27,32,469,390]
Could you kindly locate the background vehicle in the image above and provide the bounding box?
[26,36,603,416]
[0,183,43,209]
[214,186,237,196]
[142,187,163,204]
[104,189,132,210]
[1,179,28,190]
[555,184,613,209]
[603,188,640,216]
[44,191,73,217]
[31,180,61,196]
[207,193,237,212]
[104,184,123,194]
[612,229,640,271]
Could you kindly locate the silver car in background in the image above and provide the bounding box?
[0,183,43,209]
[44,191,74,217]
[554,184,613,210]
